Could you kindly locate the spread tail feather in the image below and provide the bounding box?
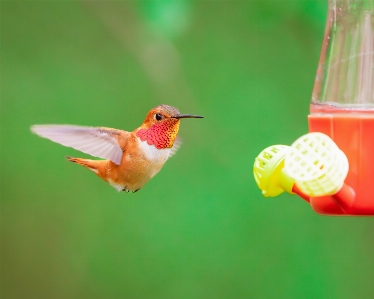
[66,156,100,173]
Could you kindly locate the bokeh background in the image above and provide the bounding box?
[1,1,374,298]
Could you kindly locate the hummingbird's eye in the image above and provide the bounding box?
[155,113,163,121]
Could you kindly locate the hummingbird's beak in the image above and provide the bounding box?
[173,114,204,119]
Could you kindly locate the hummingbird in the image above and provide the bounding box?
[31,104,203,192]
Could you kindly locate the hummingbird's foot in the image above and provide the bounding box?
[132,189,140,193]
[122,187,130,193]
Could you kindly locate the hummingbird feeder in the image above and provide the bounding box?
[253,0,374,216]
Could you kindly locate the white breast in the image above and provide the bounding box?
[137,138,171,178]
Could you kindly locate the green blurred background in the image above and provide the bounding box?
[1,1,374,298]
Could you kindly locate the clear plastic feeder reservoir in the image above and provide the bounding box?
[309,0,374,215]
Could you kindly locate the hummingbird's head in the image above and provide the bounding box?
[136,104,203,149]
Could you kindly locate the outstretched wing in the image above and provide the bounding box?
[31,125,129,165]
[168,136,182,158]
